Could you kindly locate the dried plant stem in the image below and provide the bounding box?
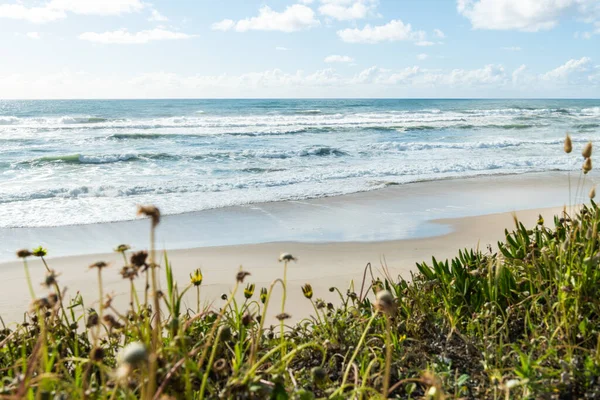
[148,224,160,399]
[382,315,392,397]
[280,260,288,359]
[96,268,104,345]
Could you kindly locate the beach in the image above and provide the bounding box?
[0,171,588,325]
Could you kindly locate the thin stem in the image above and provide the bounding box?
[199,328,223,399]
[22,258,35,300]
[280,261,288,359]
[197,286,200,315]
[383,315,392,397]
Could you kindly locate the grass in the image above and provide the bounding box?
[1,137,599,399]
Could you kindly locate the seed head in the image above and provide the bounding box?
[32,246,47,257]
[278,253,297,263]
[242,312,253,326]
[311,366,327,384]
[276,312,291,321]
[90,347,105,362]
[89,261,108,270]
[583,141,593,159]
[130,251,148,268]
[243,283,255,299]
[86,310,99,328]
[219,326,232,341]
[119,342,148,366]
[236,270,251,283]
[103,314,122,330]
[114,244,131,253]
[301,283,313,299]
[583,157,592,174]
[137,205,161,228]
[190,268,203,286]
[31,297,50,311]
[590,186,596,200]
[17,249,32,258]
[47,293,58,307]
[259,287,268,304]
[43,270,59,288]
[374,290,395,314]
[537,215,544,226]
[120,266,138,280]
[564,134,573,154]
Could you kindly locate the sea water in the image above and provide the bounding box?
[1,98,599,228]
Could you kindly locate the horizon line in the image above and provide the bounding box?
[1,97,599,101]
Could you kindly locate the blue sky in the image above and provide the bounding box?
[0,0,599,98]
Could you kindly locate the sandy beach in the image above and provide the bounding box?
[0,171,587,325]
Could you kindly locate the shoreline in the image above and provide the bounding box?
[0,171,593,262]
[0,170,558,230]
[0,205,565,325]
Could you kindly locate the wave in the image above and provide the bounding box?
[582,107,600,115]
[59,116,111,124]
[295,109,322,114]
[366,138,575,152]
[28,154,140,165]
[1,106,597,135]
[0,116,20,125]
[18,146,349,167]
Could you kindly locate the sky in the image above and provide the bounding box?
[0,0,599,99]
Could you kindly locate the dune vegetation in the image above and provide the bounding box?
[1,136,600,399]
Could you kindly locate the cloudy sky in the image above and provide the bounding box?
[0,0,599,98]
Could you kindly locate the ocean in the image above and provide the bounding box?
[1,98,599,228]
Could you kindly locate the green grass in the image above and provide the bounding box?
[1,139,599,399]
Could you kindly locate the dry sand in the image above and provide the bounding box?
[0,205,564,326]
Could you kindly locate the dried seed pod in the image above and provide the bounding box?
[375,290,395,314]
[583,157,592,174]
[564,134,573,154]
[583,141,593,158]
[137,205,161,228]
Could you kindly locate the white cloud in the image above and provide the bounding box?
[48,0,144,15]
[542,57,591,80]
[384,66,421,84]
[276,46,289,51]
[79,28,194,44]
[148,9,168,22]
[26,31,41,39]
[299,0,315,3]
[415,41,435,46]
[318,0,377,21]
[3,59,598,99]
[211,19,235,31]
[337,19,426,44]
[0,4,65,23]
[417,53,428,60]
[512,64,527,84]
[324,54,354,63]
[502,46,522,51]
[433,28,445,38]
[0,0,144,23]
[212,4,319,33]
[457,0,596,32]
